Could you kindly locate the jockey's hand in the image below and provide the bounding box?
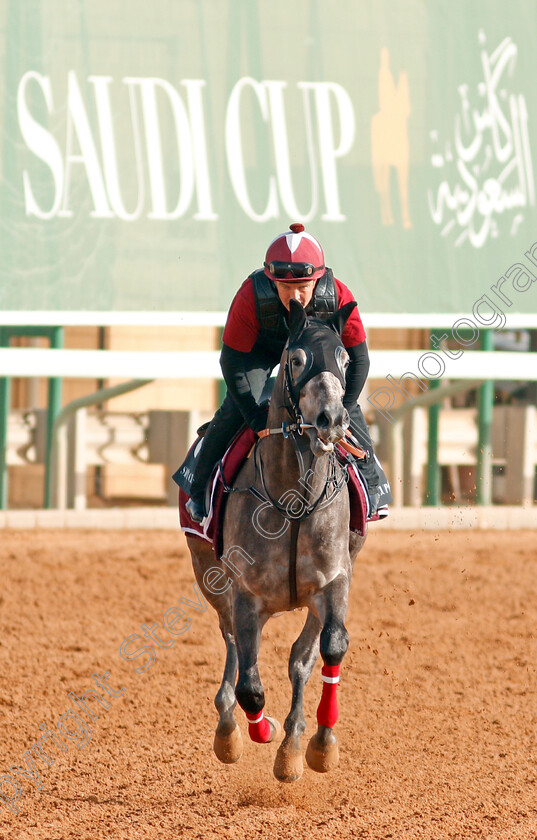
[250,400,270,435]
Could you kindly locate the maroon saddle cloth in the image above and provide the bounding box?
[178,426,372,557]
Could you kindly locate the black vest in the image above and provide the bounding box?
[251,268,338,349]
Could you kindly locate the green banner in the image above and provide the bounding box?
[1,0,536,315]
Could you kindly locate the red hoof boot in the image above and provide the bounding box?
[246,711,281,744]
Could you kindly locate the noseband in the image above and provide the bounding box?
[257,351,316,441]
[252,339,349,522]
[257,342,367,459]
[221,326,363,608]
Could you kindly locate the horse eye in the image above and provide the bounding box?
[291,357,302,367]
[335,347,349,374]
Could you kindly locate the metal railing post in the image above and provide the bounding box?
[388,379,484,507]
[0,326,10,509]
[0,328,11,509]
[44,326,64,508]
[477,329,494,505]
[0,325,64,509]
[425,331,442,505]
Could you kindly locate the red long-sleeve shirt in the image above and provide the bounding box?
[222,275,366,352]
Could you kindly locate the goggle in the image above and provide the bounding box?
[264,261,324,279]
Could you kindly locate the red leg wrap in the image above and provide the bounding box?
[246,710,272,743]
[316,664,340,728]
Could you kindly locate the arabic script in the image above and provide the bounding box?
[428,31,535,248]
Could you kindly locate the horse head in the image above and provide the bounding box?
[285,298,357,458]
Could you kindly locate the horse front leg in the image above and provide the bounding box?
[188,541,243,764]
[274,609,321,783]
[306,573,350,773]
[213,616,243,764]
[233,590,281,744]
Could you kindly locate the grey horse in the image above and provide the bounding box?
[186,299,367,782]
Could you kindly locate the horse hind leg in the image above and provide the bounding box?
[306,576,350,773]
[213,618,243,764]
[274,610,321,783]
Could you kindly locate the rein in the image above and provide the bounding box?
[258,356,368,458]
[251,354,350,521]
[258,423,367,459]
[220,342,366,607]
[249,434,347,522]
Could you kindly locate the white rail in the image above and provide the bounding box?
[0,348,536,380]
[1,311,537,328]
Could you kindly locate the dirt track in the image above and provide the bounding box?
[1,527,537,840]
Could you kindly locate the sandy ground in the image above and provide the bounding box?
[1,527,537,840]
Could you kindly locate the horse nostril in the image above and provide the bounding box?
[316,410,331,429]
[317,408,345,429]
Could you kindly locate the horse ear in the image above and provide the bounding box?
[326,301,357,335]
[288,299,307,339]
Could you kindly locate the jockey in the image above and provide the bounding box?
[186,223,390,523]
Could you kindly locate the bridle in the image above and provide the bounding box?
[256,348,368,459]
[220,334,366,607]
[250,343,350,523]
[222,336,367,515]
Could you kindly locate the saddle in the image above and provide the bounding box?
[176,425,257,557]
[174,426,379,558]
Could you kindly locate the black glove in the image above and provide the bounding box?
[249,400,270,433]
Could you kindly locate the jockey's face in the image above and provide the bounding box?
[275,279,316,311]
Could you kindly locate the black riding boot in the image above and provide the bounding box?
[186,393,244,521]
[346,403,393,514]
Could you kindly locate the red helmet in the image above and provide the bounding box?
[264,223,325,283]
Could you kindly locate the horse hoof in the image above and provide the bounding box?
[305,726,339,773]
[265,715,283,743]
[273,738,303,783]
[213,722,243,764]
